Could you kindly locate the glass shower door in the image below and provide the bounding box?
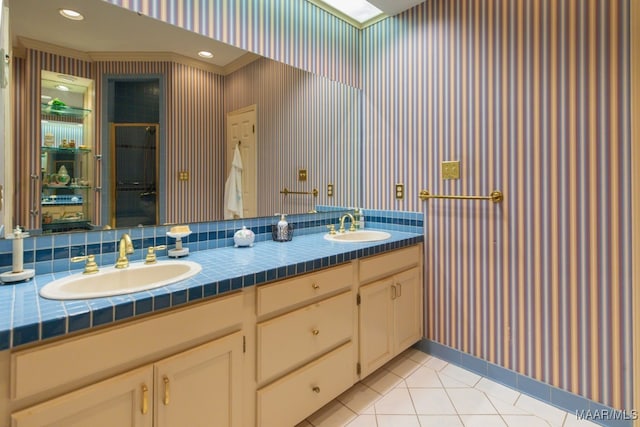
[110,124,158,228]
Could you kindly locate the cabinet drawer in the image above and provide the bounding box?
[11,292,243,401]
[257,291,353,384]
[359,245,420,284]
[257,342,355,427]
[256,263,353,317]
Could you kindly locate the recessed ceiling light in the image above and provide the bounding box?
[59,9,84,21]
[198,51,214,59]
[55,84,70,92]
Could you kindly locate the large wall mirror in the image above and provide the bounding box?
[6,0,361,235]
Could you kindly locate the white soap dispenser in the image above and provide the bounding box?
[0,226,35,284]
[276,214,289,241]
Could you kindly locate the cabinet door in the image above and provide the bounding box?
[358,278,395,377]
[154,331,243,427]
[393,267,423,352]
[11,366,153,427]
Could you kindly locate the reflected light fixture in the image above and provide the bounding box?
[198,51,214,59]
[55,84,70,92]
[59,9,84,21]
[315,0,383,24]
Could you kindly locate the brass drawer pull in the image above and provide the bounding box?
[163,376,170,405]
[396,283,402,297]
[141,384,149,414]
[391,285,397,300]
[312,329,320,336]
[312,386,321,394]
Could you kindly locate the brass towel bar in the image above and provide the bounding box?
[280,188,319,197]
[419,190,504,203]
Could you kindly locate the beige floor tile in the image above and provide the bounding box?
[338,383,381,415]
[424,356,449,371]
[438,372,470,388]
[376,414,421,427]
[459,415,508,427]
[307,400,357,427]
[502,415,552,426]
[409,388,458,415]
[373,388,416,415]
[362,368,405,395]
[446,388,498,414]
[475,377,521,405]
[345,414,377,427]
[487,395,529,415]
[515,395,567,427]
[417,415,464,426]
[562,413,601,426]
[439,364,482,387]
[402,348,432,365]
[404,366,443,388]
[384,356,422,379]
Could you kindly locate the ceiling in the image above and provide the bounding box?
[10,0,426,68]
[9,0,249,67]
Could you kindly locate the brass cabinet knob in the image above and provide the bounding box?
[312,329,320,336]
[312,282,320,290]
[312,386,321,394]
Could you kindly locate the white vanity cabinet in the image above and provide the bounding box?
[255,264,358,427]
[358,246,423,377]
[11,332,243,427]
[6,292,245,427]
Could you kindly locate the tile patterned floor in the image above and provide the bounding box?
[296,349,600,427]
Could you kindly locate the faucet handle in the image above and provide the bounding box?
[145,245,167,264]
[349,222,356,232]
[71,254,99,275]
[326,224,336,235]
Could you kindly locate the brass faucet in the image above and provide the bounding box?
[71,254,99,274]
[339,213,356,233]
[115,233,134,269]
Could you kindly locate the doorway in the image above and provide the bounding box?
[102,76,164,227]
[110,123,159,227]
[226,105,257,218]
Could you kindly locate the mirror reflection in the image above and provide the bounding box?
[7,0,361,235]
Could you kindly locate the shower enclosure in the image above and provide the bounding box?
[110,123,159,227]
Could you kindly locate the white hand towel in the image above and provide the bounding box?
[224,144,244,219]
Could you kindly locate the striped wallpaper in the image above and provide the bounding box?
[224,57,361,216]
[103,0,361,87]
[361,0,632,410]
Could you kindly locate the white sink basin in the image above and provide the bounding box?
[324,230,391,243]
[40,260,202,300]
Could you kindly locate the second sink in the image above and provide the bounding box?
[324,230,391,243]
[40,260,202,300]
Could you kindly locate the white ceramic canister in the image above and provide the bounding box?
[233,226,255,247]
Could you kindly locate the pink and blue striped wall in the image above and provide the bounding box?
[224,57,361,215]
[102,0,361,87]
[361,0,632,410]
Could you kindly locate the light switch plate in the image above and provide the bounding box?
[298,169,307,181]
[179,171,189,181]
[327,184,334,197]
[442,161,460,180]
[395,183,404,199]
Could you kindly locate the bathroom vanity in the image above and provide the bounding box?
[0,231,423,426]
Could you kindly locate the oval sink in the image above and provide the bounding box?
[40,260,202,300]
[324,230,391,243]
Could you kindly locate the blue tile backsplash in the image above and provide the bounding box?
[0,208,424,350]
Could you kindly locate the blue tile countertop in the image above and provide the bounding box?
[0,229,423,350]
